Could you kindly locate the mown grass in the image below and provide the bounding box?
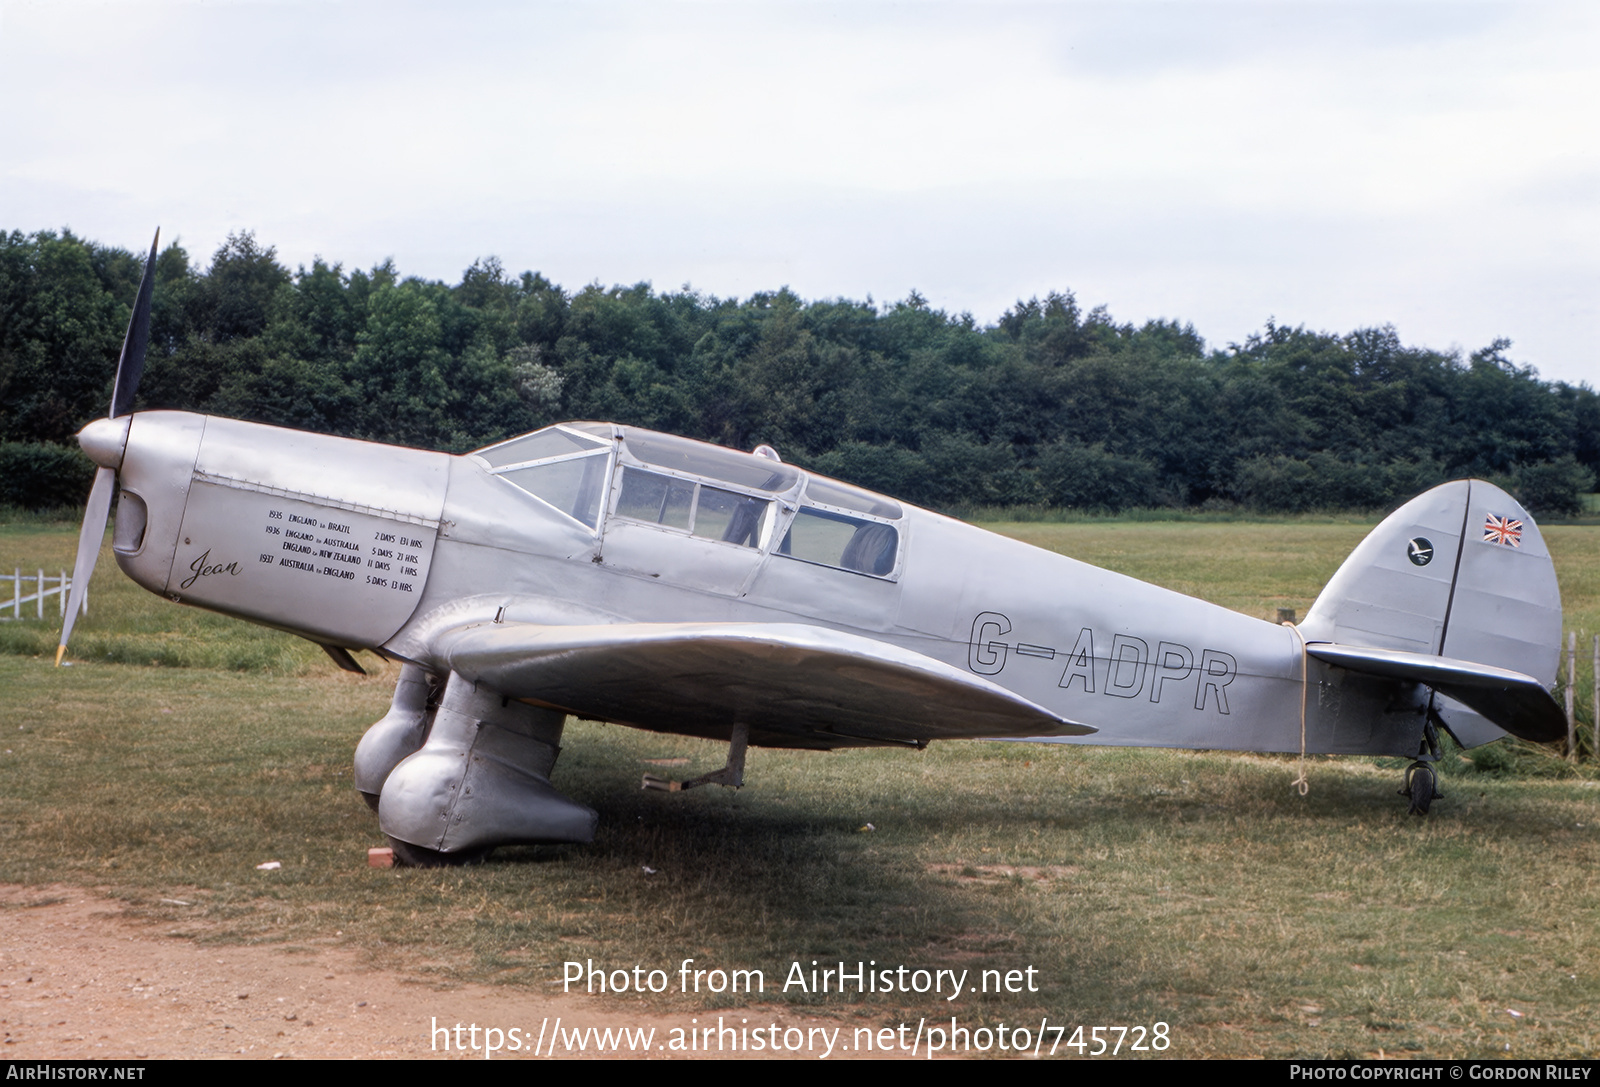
[2,515,1598,1057]
[0,517,325,673]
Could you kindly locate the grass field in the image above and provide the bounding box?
[2,514,1598,1058]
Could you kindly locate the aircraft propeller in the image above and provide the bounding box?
[56,228,160,666]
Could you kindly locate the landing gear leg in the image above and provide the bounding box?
[378,673,597,863]
[355,663,440,811]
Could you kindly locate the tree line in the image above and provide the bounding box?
[2,228,1595,515]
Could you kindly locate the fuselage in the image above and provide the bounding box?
[107,412,1344,754]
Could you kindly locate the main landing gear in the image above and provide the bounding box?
[356,669,598,866]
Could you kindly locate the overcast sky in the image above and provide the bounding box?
[3,0,1595,384]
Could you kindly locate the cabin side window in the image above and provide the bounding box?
[612,466,774,549]
[779,506,900,577]
[615,467,694,530]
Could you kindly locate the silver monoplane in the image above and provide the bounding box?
[59,234,1567,864]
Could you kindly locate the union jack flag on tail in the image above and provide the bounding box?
[1482,512,1523,548]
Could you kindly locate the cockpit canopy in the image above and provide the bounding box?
[471,422,612,529]
[472,424,904,578]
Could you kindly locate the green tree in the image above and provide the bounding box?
[347,280,451,445]
[0,230,125,442]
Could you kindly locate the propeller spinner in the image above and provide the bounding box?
[56,228,159,666]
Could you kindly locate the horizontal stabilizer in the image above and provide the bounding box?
[1305,643,1565,743]
[436,621,1093,747]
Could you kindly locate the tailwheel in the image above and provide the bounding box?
[1400,761,1441,816]
[386,836,492,868]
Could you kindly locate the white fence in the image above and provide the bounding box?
[1562,630,1599,760]
[0,568,81,621]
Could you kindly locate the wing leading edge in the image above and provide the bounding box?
[435,621,1094,749]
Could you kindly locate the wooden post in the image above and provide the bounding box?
[12,568,19,620]
[1566,631,1577,760]
[36,569,42,619]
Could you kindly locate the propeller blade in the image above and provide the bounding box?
[109,228,160,420]
[56,466,116,666]
[60,229,160,664]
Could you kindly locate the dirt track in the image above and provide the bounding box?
[0,884,852,1060]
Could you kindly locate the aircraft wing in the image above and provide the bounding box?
[1304,643,1566,743]
[434,621,1094,749]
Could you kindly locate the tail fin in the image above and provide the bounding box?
[1299,479,1563,746]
